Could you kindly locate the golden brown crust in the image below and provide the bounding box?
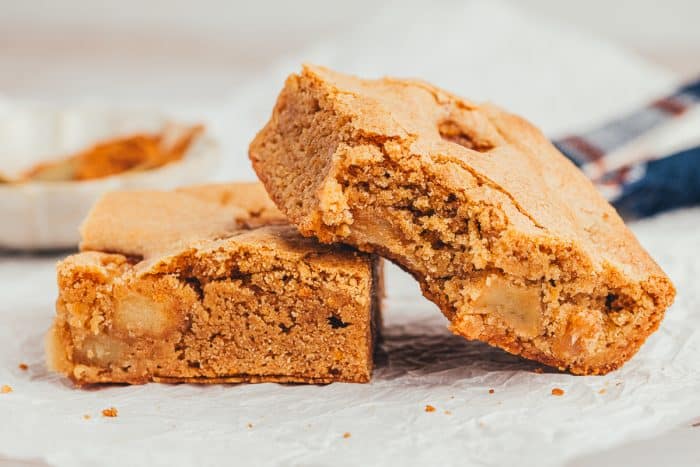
[249,65,675,375]
[177,182,286,227]
[80,182,289,259]
[49,183,381,385]
[79,190,246,258]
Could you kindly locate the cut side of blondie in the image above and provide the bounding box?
[250,65,675,375]
[48,183,382,384]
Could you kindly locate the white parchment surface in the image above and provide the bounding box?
[1,1,698,466]
[0,211,699,467]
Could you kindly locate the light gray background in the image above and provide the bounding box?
[1,0,698,102]
[0,2,698,466]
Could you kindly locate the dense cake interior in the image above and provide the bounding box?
[251,67,674,374]
[50,225,380,384]
[330,157,666,374]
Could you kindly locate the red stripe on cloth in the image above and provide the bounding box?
[614,166,632,186]
[600,166,632,188]
[651,97,688,116]
[561,135,605,162]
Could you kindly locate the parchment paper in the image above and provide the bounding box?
[1,2,698,466]
[0,211,698,467]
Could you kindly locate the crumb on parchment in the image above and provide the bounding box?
[424,405,436,413]
[343,432,351,439]
[444,410,452,415]
[18,363,28,371]
[598,388,606,395]
[102,407,118,417]
[247,423,253,429]
[83,414,91,420]
[1,385,12,394]
[488,389,495,394]
[551,388,565,396]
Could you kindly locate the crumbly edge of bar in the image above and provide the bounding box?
[250,74,674,375]
[48,242,380,385]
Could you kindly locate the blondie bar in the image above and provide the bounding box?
[250,65,675,375]
[47,183,382,384]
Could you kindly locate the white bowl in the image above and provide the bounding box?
[0,106,219,250]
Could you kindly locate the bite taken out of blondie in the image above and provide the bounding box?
[48,183,382,385]
[250,65,675,375]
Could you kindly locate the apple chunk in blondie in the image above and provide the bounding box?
[47,183,382,384]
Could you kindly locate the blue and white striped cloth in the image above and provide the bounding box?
[554,77,700,219]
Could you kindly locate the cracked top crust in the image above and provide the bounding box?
[78,183,365,273]
[80,182,286,259]
[176,182,285,226]
[252,64,669,284]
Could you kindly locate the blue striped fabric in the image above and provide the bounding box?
[554,76,700,219]
[611,146,700,219]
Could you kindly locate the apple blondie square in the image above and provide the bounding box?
[47,183,382,384]
[250,65,675,375]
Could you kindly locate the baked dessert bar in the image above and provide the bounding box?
[176,182,286,228]
[250,65,675,375]
[47,183,382,384]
